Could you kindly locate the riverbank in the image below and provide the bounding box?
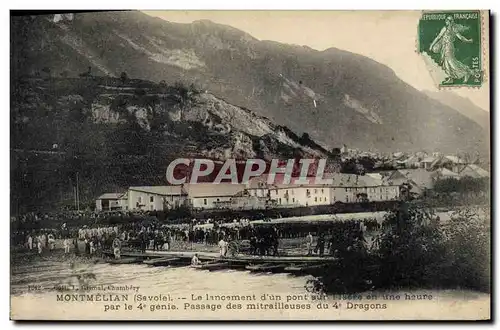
[10,257,490,320]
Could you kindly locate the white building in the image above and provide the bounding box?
[185,183,246,209]
[269,181,331,207]
[246,175,271,198]
[252,173,400,207]
[128,186,188,211]
[95,192,128,211]
[328,173,400,203]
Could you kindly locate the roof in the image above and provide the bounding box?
[437,168,460,177]
[421,156,437,163]
[403,155,420,163]
[97,192,126,200]
[325,173,385,187]
[444,155,467,164]
[397,169,435,190]
[367,171,407,186]
[129,186,187,196]
[366,173,382,181]
[250,172,402,189]
[393,152,404,159]
[185,183,245,198]
[459,164,490,179]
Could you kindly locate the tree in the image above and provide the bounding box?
[330,148,341,160]
[443,208,490,292]
[41,66,51,77]
[357,156,376,172]
[399,182,413,201]
[173,82,198,121]
[120,71,129,83]
[373,203,448,289]
[79,66,92,78]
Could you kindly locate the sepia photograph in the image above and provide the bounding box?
[9,9,491,320]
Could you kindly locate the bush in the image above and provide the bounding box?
[442,208,490,292]
[120,71,129,83]
[314,203,490,294]
[374,204,447,289]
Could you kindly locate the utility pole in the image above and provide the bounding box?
[76,172,80,211]
[73,186,77,209]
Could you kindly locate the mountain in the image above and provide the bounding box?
[11,11,488,155]
[10,76,333,212]
[423,90,490,130]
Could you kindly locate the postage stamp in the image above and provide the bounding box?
[417,11,483,88]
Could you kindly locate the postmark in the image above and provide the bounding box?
[417,11,483,88]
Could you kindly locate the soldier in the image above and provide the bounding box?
[112,236,122,259]
[62,238,69,254]
[191,253,201,266]
[316,233,326,256]
[27,233,33,250]
[218,237,228,257]
[306,232,313,256]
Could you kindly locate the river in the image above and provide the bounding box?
[10,255,490,320]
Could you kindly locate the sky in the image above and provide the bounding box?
[143,10,489,111]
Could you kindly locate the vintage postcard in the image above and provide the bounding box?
[10,10,490,321]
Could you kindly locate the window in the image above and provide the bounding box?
[321,189,324,194]
[314,197,317,202]
[203,199,207,205]
[279,198,282,204]
[150,196,154,203]
[345,188,347,192]
[306,189,310,194]
[314,189,317,194]
[346,196,349,202]
[292,198,295,203]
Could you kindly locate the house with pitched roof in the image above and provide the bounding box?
[95,192,128,211]
[396,168,437,196]
[269,177,331,207]
[265,173,401,207]
[435,168,461,179]
[246,174,272,199]
[459,164,490,179]
[128,185,188,211]
[420,156,439,170]
[327,173,400,203]
[185,183,246,209]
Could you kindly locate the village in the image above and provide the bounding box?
[96,151,490,213]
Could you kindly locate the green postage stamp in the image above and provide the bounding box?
[418,11,483,88]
